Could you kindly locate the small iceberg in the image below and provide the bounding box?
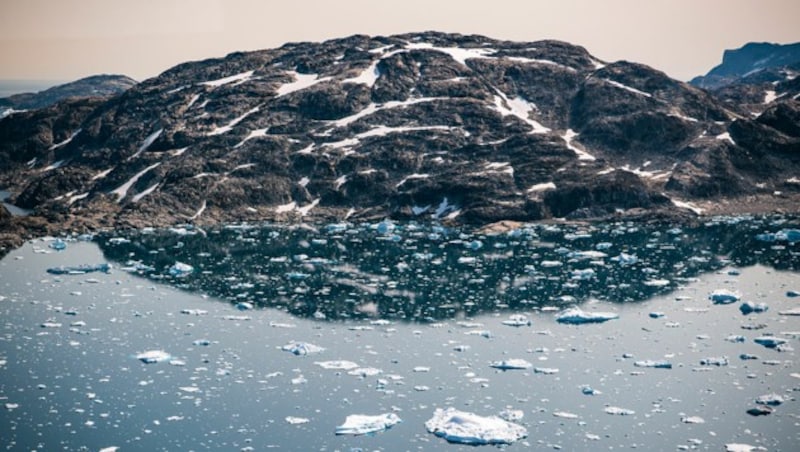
[46,263,112,275]
[680,416,705,424]
[501,314,530,327]
[604,406,635,416]
[425,407,528,445]
[490,359,532,370]
[335,413,401,436]
[168,262,194,277]
[700,357,729,366]
[709,289,739,304]
[753,336,787,349]
[280,341,324,356]
[556,307,618,324]
[49,238,67,251]
[739,302,768,315]
[633,360,672,369]
[755,393,786,406]
[136,350,172,364]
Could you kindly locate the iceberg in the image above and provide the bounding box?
[501,314,531,327]
[709,289,739,304]
[314,360,359,370]
[46,263,112,275]
[425,407,527,445]
[739,301,768,315]
[633,360,672,369]
[136,350,172,364]
[280,341,325,355]
[49,238,67,251]
[335,413,401,435]
[490,359,532,370]
[556,307,618,324]
[753,336,787,349]
[169,262,194,277]
[699,357,729,366]
[604,406,635,415]
[755,393,786,406]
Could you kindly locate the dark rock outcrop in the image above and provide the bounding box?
[0,32,798,248]
[691,42,800,90]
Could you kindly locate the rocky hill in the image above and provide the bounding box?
[691,42,800,90]
[1,32,799,252]
[0,74,136,114]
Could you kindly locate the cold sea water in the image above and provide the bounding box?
[0,216,798,450]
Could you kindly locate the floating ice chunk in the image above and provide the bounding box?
[180,309,208,315]
[98,447,120,452]
[726,335,746,343]
[501,314,530,327]
[582,386,601,395]
[556,307,618,324]
[168,262,193,277]
[779,307,800,316]
[699,357,729,366]
[46,263,112,275]
[425,408,527,445]
[533,367,559,375]
[315,360,359,370]
[644,279,670,287]
[739,302,768,315]
[568,250,607,260]
[709,289,739,304]
[192,339,211,346]
[136,350,171,364]
[236,301,253,311]
[754,336,787,349]
[40,321,62,328]
[739,353,759,360]
[755,393,786,406]
[681,416,705,424]
[490,359,532,370]
[649,312,665,319]
[604,406,635,415]
[348,367,383,377]
[725,444,767,452]
[634,360,672,369]
[286,416,310,425]
[746,405,773,416]
[335,413,401,436]
[49,238,67,250]
[570,268,595,280]
[787,290,800,298]
[281,342,324,356]
[540,260,563,268]
[553,411,579,419]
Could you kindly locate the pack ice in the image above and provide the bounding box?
[335,413,401,435]
[425,407,528,445]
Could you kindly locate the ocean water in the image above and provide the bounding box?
[0,217,798,450]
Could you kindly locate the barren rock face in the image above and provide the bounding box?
[0,32,798,239]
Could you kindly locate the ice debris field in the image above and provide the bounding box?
[0,215,798,450]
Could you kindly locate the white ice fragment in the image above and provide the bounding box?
[709,289,739,304]
[425,407,527,445]
[501,314,530,327]
[335,413,401,436]
[681,416,705,424]
[168,262,193,277]
[755,393,786,406]
[604,406,635,415]
[740,301,768,315]
[725,444,766,452]
[556,307,618,324]
[281,342,324,356]
[315,360,359,370]
[136,350,171,364]
[699,357,729,366]
[633,360,672,369]
[286,416,310,425]
[533,367,559,375]
[490,359,532,370]
[553,411,579,419]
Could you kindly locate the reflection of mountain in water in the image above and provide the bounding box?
[97,217,799,322]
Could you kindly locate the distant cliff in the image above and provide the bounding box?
[0,74,136,112]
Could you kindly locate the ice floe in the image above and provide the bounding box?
[753,336,787,349]
[709,289,739,304]
[604,406,635,415]
[280,342,324,355]
[335,413,401,435]
[425,408,527,445]
[490,359,532,370]
[136,350,172,364]
[556,307,618,324]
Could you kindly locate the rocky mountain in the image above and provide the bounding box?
[690,42,800,120]
[1,32,799,252]
[691,42,800,90]
[0,74,136,114]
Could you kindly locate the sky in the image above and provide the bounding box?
[0,0,798,85]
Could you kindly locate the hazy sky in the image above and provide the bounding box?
[1,0,798,83]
